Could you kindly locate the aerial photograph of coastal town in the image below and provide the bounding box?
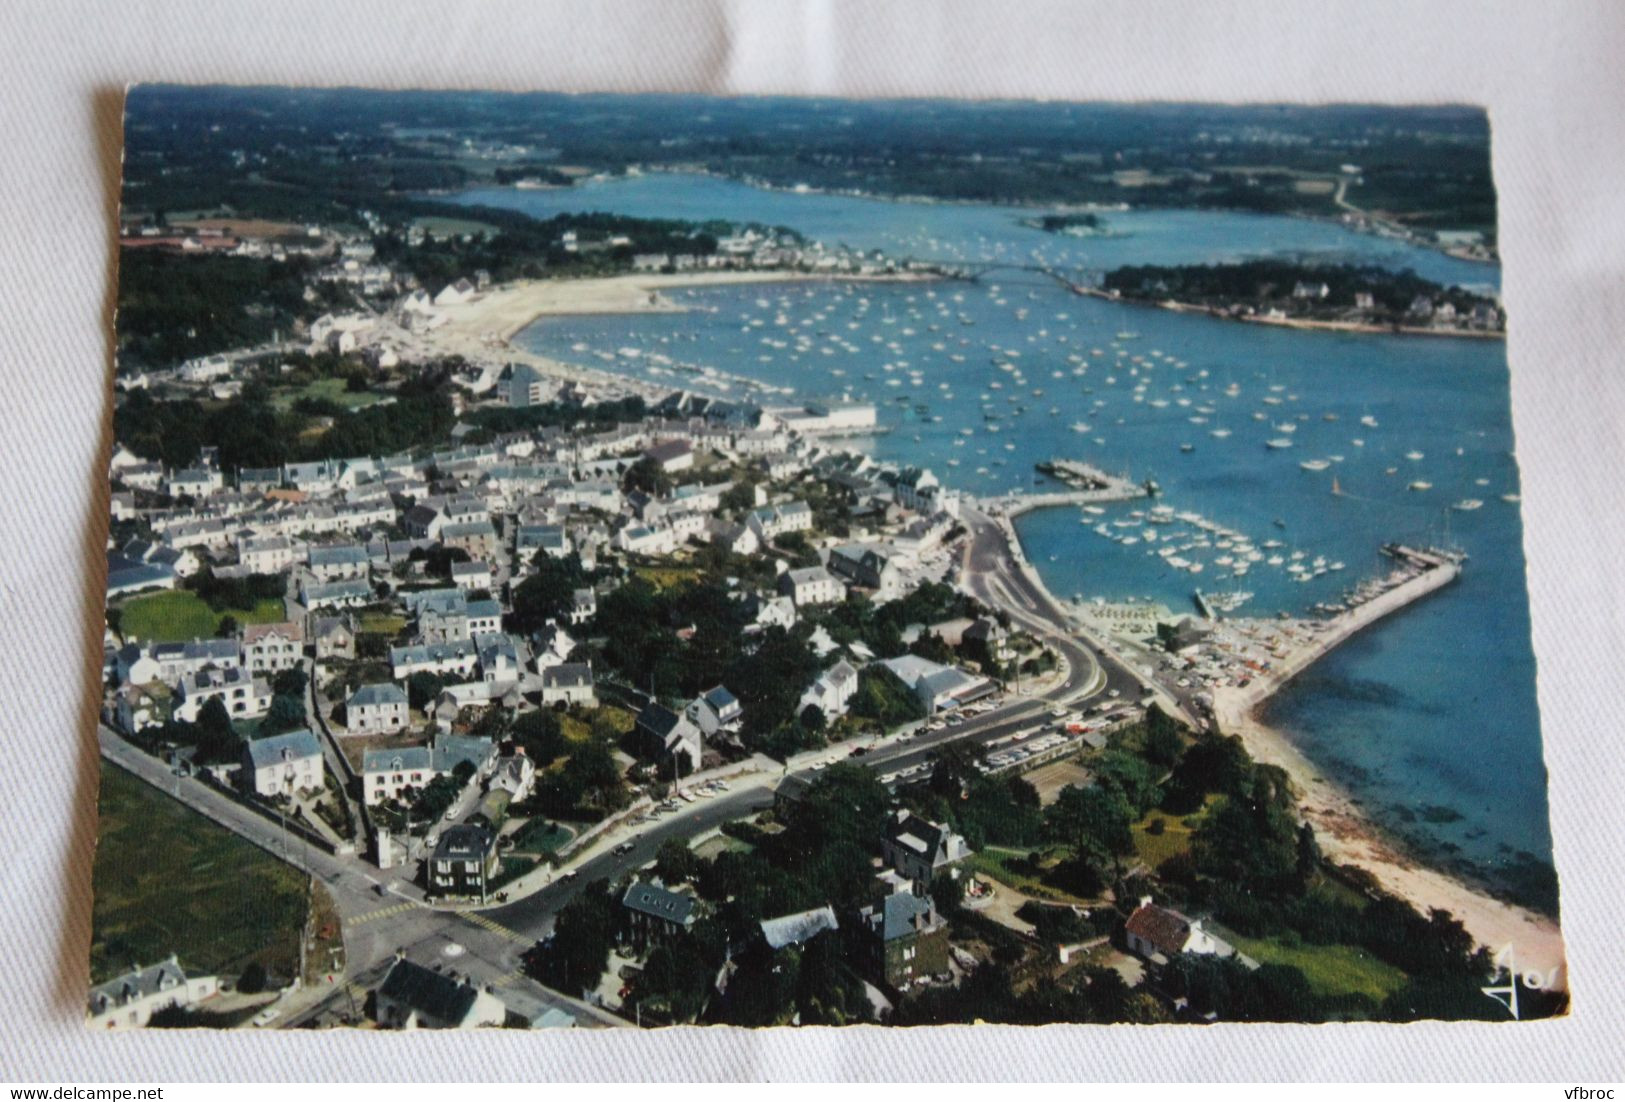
[91,85,1565,1030]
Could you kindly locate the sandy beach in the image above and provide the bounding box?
[1213,690,1567,988]
[415,269,936,397]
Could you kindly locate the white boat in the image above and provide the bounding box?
[1266,438,1295,450]
[1360,414,1379,428]
[1405,450,1425,461]
[1453,498,1484,511]
[1299,459,1331,472]
[1409,481,1433,491]
[1501,492,1522,504]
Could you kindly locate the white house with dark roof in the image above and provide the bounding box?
[706,517,760,557]
[449,560,492,592]
[347,682,410,735]
[882,809,973,886]
[634,703,703,772]
[877,654,995,715]
[87,957,218,1030]
[746,500,813,542]
[541,662,596,708]
[686,685,742,738]
[242,729,323,798]
[642,439,694,473]
[361,746,434,805]
[174,666,271,723]
[300,578,372,610]
[307,543,370,582]
[827,542,905,596]
[389,640,479,681]
[778,565,843,606]
[569,587,597,625]
[116,638,240,687]
[621,879,698,948]
[238,534,301,575]
[166,467,224,500]
[798,659,859,720]
[242,621,303,675]
[312,615,355,660]
[530,622,576,671]
[372,957,505,1030]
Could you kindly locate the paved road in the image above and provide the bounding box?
[95,505,1158,1029]
[97,724,618,1028]
[959,505,1150,706]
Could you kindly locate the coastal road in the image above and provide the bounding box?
[958,505,1151,708]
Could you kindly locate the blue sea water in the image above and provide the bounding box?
[448,175,1552,905]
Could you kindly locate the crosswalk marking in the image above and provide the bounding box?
[348,901,417,927]
[489,968,525,989]
[461,910,528,944]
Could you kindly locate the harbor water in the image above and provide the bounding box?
[450,174,1554,911]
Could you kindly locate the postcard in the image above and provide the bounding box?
[91,85,1564,1030]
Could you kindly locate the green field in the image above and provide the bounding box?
[269,376,387,412]
[358,613,406,635]
[116,590,285,643]
[509,818,575,855]
[1229,933,1407,1002]
[90,761,309,985]
[1131,794,1221,870]
[970,846,1089,905]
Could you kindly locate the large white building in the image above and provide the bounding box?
[798,659,859,720]
[174,666,272,723]
[239,534,301,575]
[346,682,410,735]
[87,958,219,1030]
[241,729,324,798]
[778,565,844,606]
[242,622,303,675]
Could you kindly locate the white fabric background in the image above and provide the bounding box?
[2,0,1622,1081]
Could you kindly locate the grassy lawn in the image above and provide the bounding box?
[971,846,1089,905]
[269,376,386,412]
[509,818,576,855]
[1228,933,1407,1002]
[90,762,309,986]
[117,590,284,644]
[1132,794,1221,870]
[694,834,753,860]
[358,613,406,636]
[634,565,702,591]
[565,704,635,742]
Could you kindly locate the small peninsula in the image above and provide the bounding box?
[1098,260,1504,337]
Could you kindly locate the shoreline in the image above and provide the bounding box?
[1075,288,1506,340]
[1003,511,1565,986]
[416,268,938,399]
[1216,694,1566,986]
[428,267,1563,986]
[438,167,1499,267]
